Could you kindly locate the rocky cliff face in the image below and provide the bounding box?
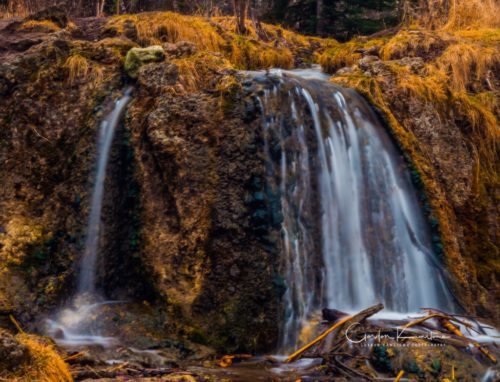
[0,8,497,359]
[0,15,284,353]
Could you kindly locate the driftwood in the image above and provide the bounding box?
[322,308,349,322]
[286,303,384,363]
[285,314,354,363]
[403,311,497,364]
[282,303,498,381]
[394,370,405,381]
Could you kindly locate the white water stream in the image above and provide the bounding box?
[45,89,132,347]
[255,69,456,350]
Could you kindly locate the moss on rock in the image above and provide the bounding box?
[124,45,165,78]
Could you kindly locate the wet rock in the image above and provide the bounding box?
[125,46,165,79]
[358,55,381,71]
[164,41,197,58]
[335,66,355,76]
[137,62,179,94]
[0,329,30,371]
[393,56,425,73]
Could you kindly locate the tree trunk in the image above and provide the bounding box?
[316,0,324,35]
[233,0,248,34]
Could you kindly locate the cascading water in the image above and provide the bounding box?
[45,89,132,346]
[78,89,132,294]
[254,69,455,350]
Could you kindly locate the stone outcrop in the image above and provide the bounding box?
[0,14,282,353]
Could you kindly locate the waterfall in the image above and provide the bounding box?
[78,88,132,294]
[254,69,454,350]
[44,89,132,347]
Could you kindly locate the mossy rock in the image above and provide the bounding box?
[125,45,165,78]
[124,46,165,79]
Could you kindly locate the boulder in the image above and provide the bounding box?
[358,55,381,71]
[124,46,165,79]
[393,56,425,73]
[163,41,197,58]
[0,329,30,372]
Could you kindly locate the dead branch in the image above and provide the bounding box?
[394,370,405,381]
[285,314,353,363]
[330,356,374,380]
[403,311,497,364]
[286,303,384,363]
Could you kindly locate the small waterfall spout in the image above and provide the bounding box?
[45,89,132,346]
[78,88,132,294]
[254,70,455,350]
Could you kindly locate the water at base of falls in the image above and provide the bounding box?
[253,68,455,350]
[44,89,132,347]
[44,295,119,348]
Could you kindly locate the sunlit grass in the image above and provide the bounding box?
[3,334,72,382]
[18,20,61,32]
[106,13,325,71]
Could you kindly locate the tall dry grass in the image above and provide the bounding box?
[1,333,73,382]
[106,13,311,70]
[442,0,500,30]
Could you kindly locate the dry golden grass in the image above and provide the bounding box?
[173,52,232,91]
[318,38,386,74]
[443,0,500,30]
[454,28,500,45]
[2,334,72,382]
[229,36,293,70]
[64,53,106,86]
[106,13,323,71]
[107,12,225,51]
[318,42,359,74]
[65,53,90,84]
[380,30,449,61]
[18,20,60,32]
[437,43,499,92]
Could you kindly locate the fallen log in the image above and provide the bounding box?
[327,303,385,354]
[286,303,384,363]
[322,308,349,322]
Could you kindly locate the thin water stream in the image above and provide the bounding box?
[45,89,132,347]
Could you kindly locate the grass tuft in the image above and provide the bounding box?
[437,43,499,92]
[18,20,61,33]
[64,53,105,86]
[65,53,90,84]
[2,334,72,382]
[173,52,232,91]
